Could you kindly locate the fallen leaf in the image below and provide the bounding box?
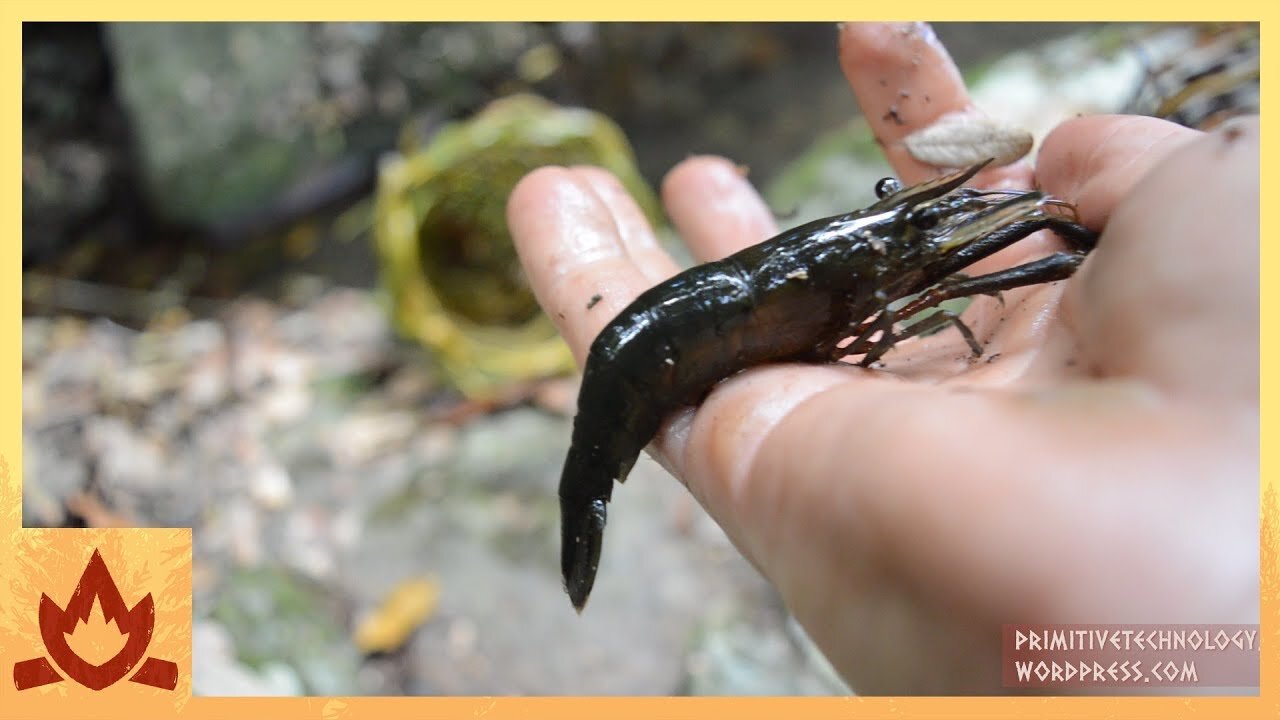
[65,492,137,528]
[903,111,1033,168]
[353,577,440,654]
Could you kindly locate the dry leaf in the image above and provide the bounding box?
[903,111,1033,168]
[65,492,137,528]
[353,577,440,654]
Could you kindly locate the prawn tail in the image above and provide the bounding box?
[558,339,666,611]
[559,440,632,612]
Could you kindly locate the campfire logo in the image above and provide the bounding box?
[13,549,178,691]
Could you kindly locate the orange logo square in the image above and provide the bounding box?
[1,530,192,700]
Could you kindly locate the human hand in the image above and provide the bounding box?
[508,22,1258,694]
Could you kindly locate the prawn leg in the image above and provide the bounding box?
[846,307,982,359]
[848,251,1087,363]
[900,309,984,354]
[895,251,1085,321]
[825,290,896,363]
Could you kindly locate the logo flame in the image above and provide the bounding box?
[13,548,179,692]
[37,550,156,691]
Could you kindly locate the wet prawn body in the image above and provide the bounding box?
[559,161,1098,610]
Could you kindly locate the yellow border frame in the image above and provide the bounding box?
[2,4,1272,718]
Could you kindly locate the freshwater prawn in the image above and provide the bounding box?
[558,159,1097,611]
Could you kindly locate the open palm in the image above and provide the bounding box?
[509,23,1258,694]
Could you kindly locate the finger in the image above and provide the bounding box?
[1027,116,1202,387]
[508,166,658,364]
[670,369,955,583]
[649,363,869,566]
[837,22,1029,188]
[837,24,1048,339]
[574,166,680,282]
[1066,116,1258,405]
[1037,114,1202,230]
[661,155,779,262]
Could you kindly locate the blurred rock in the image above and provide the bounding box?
[451,407,568,494]
[209,566,361,696]
[22,434,81,527]
[683,599,850,695]
[193,619,306,696]
[339,451,760,695]
[105,23,329,228]
[103,23,547,233]
[23,281,849,694]
[249,461,294,510]
[326,411,418,468]
[23,23,142,265]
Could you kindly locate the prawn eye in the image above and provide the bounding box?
[909,208,940,230]
[874,177,901,199]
